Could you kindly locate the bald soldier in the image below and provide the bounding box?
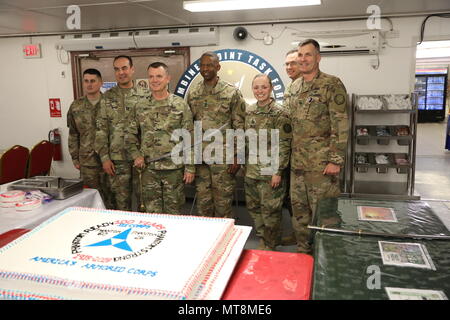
[284,39,349,254]
[187,51,246,218]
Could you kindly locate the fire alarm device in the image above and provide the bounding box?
[23,44,42,59]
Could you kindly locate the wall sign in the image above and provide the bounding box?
[49,98,62,118]
[23,44,42,59]
[174,49,285,104]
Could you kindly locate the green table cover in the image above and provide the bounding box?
[312,232,450,300]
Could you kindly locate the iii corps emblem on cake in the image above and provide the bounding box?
[71,219,167,263]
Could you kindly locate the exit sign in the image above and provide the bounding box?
[23,44,41,58]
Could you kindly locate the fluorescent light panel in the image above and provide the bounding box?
[416,40,450,59]
[184,0,321,12]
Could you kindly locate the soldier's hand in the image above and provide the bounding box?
[74,164,80,170]
[228,163,241,175]
[183,172,195,184]
[134,156,145,169]
[271,175,282,188]
[323,163,340,176]
[103,160,116,176]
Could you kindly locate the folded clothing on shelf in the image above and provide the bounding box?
[376,126,390,137]
[356,154,369,165]
[357,127,369,136]
[384,94,412,110]
[375,154,390,165]
[395,127,410,136]
[357,96,384,110]
[394,154,409,165]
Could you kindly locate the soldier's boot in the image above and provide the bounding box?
[257,238,271,251]
[258,238,276,251]
[280,232,296,246]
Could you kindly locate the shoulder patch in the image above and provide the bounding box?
[283,123,292,134]
[334,94,345,105]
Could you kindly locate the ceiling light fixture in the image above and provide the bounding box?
[183,0,321,12]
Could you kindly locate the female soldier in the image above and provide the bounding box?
[244,74,292,250]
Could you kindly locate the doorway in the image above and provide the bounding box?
[414,39,450,199]
[70,47,190,99]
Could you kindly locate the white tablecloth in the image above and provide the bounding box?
[0,188,105,234]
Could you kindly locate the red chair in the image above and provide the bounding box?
[0,145,30,184]
[27,140,54,178]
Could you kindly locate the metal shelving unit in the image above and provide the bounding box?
[349,93,419,200]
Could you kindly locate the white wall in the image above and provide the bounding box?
[0,35,75,176]
[1,15,450,178]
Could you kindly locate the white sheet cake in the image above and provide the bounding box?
[0,207,250,300]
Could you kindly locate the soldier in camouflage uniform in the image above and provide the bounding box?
[95,55,149,211]
[127,62,195,214]
[245,74,292,250]
[284,39,349,254]
[187,52,246,218]
[67,68,111,207]
[280,49,303,246]
[284,49,302,90]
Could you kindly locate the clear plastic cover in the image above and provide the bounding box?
[312,232,450,300]
[312,198,450,238]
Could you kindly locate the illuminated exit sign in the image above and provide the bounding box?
[23,44,42,58]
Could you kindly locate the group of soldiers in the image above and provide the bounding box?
[67,39,349,254]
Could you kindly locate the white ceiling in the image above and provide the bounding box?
[0,0,450,37]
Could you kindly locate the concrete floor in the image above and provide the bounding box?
[180,118,450,252]
[414,119,450,230]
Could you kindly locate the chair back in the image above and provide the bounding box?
[0,145,30,184]
[27,140,54,178]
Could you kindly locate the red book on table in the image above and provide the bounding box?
[222,249,314,300]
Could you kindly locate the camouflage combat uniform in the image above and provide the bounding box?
[284,71,348,254]
[244,99,292,250]
[187,79,246,218]
[67,95,111,207]
[95,84,149,211]
[126,93,194,214]
[282,82,295,216]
